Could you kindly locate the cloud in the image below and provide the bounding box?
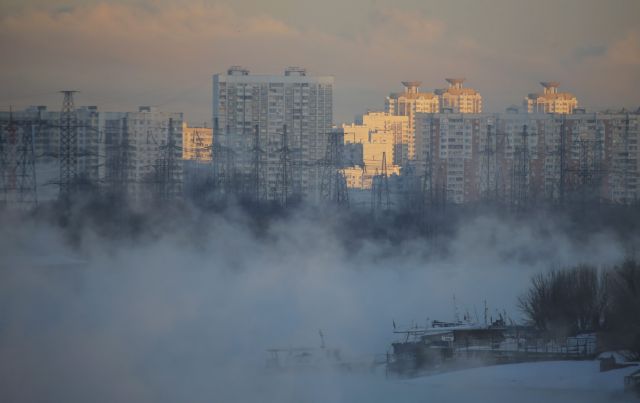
[573,45,607,61]
[607,30,640,66]
[0,1,638,123]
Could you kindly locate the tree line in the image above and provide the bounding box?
[518,259,640,359]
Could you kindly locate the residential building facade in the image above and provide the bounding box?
[212,66,333,202]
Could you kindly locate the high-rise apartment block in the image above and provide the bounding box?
[212,66,333,202]
[524,82,578,114]
[386,82,438,162]
[414,110,640,205]
[435,78,483,114]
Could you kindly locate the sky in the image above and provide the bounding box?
[0,0,639,124]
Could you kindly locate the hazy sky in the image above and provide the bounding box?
[1,0,639,124]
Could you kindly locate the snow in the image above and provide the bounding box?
[252,360,638,403]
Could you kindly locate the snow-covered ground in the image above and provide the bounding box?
[252,361,638,403]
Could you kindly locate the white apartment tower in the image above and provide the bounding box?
[212,66,333,202]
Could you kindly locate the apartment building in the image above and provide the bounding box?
[212,66,333,202]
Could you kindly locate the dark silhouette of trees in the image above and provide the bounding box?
[519,260,640,358]
[607,259,640,360]
[518,265,608,337]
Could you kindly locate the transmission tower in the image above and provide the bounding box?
[371,151,390,213]
[277,124,293,207]
[16,114,38,207]
[0,108,18,205]
[156,118,182,201]
[0,109,38,209]
[574,138,605,207]
[481,123,495,202]
[106,117,133,199]
[622,113,631,204]
[320,131,349,205]
[511,124,529,210]
[494,118,507,205]
[59,90,79,199]
[421,117,436,212]
[211,123,238,201]
[251,124,266,203]
[558,115,567,205]
[0,115,5,205]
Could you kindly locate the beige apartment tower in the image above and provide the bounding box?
[436,78,483,114]
[524,82,578,114]
[385,82,439,162]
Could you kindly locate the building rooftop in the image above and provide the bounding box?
[527,82,576,100]
[446,78,466,88]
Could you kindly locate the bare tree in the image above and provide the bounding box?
[607,259,640,360]
[518,265,607,337]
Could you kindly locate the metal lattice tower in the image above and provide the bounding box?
[421,117,437,212]
[251,124,266,203]
[558,115,567,205]
[59,90,78,199]
[156,118,181,201]
[0,114,5,205]
[17,114,38,207]
[215,124,237,197]
[371,151,390,212]
[0,108,18,205]
[622,113,631,204]
[277,124,292,206]
[320,131,349,206]
[481,123,495,202]
[106,117,133,198]
[511,124,529,210]
[0,108,38,209]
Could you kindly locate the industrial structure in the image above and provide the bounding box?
[0,101,184,207]
[0,108,38,208]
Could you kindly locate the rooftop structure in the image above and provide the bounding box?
[524,82,578,114]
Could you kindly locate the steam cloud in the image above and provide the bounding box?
[0,206,634,402]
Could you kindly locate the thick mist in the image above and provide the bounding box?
[0,205,634,402]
